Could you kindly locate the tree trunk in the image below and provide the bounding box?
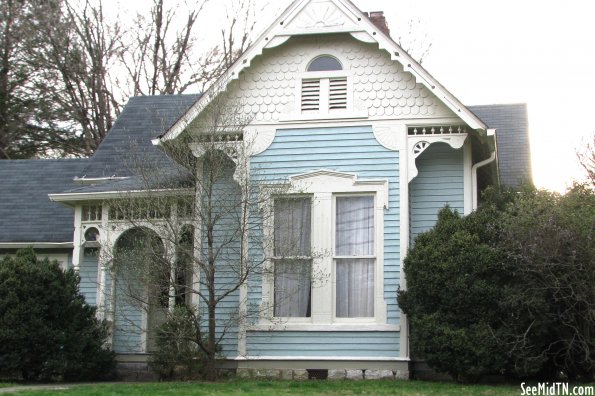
[205,300,217,381]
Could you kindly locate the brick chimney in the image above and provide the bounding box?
[365,11,390,37]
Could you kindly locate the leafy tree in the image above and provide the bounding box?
[0,0,83,159]
[0,249,115,382]
[498,185,595,380]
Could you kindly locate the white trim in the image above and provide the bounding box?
[157,0,487,143]
[372,123,407,151]
[235,355,410,362]
[407,133,468,182]
[472,147,498,210]
[72,206,83,272]
[73,176,129,185]
[0,242,74,249]
[48,188,193,203]
[463,141,473,215]
[97,204,110,321]
[247,323,399,332]
[398,139,410,359]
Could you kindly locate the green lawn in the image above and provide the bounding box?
[4,380,522,395]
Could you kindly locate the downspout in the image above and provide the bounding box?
[471,129,498,210]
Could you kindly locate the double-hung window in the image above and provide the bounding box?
[262,170,388,327]
[273,197,312,317]
[335,196,375,318]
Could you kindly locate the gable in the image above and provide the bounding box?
[160,0,486,142]
[193,34,456,125]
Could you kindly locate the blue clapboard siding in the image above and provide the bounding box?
[112,269,144,353]
[200,158,240,358]
[247,331,399,357]
[410,143,464,243]
[248,125,401,355]
[78,248,99,306]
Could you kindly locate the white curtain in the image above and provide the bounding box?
[274,260,311,317]
[335,196,374,317]
[335,196,374,256]
[336,259,374,317]
[274,198,311,256]
[273,197,312,317]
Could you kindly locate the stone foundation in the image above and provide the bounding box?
[234,368,409,380]
[115,354,410,381]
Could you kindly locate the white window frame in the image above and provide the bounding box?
[260,170,388,328]
[332,193,378,323]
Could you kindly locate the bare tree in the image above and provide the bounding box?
[121,0,259,98]
[27,0,123,156]
[395,18,433,65]
[577,133,595,188]
[100,94,311,380]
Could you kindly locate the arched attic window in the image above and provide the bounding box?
[307,55,343,72]
[301,55,348,113]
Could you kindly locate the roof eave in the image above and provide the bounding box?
[0,242,74,249]
[48,188,194,203]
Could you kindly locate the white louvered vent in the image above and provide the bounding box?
[301,79,320,111]
[329,77,347,110]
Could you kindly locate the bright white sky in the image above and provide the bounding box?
[117,0,595,192]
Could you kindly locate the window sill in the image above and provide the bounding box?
[247,323,400,332]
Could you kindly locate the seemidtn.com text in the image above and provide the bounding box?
[521,383,594,396]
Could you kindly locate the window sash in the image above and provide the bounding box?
[274,259,312,317]
[273,197,312,318]
[334,195,375,318]
[274,197,311,257]
[335,196,374,256]
[335,258,375,318]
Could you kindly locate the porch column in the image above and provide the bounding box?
[96,205,112,328]
[72,206,84,272]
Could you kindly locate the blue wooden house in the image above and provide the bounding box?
[0,0,531,379]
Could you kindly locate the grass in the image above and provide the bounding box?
[3,380,522,395]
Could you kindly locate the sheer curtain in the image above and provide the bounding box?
[335,196,374,318]
[274,260,311,317]
[274,198,312,317]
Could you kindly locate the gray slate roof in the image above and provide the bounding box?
[79,94,200,179]
[0,159,87,243]
[0,95,200,244]
[469,104,532,187]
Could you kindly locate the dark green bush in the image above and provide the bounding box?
[398,206,510,382]
[0,249,116,382]
[398,186,594,382]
